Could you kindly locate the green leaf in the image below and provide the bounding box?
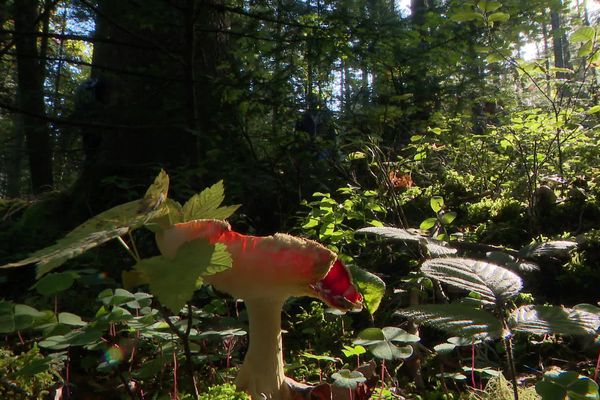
[510,305,600,336]
[348,265,385,314]
[434,343,456,354]
[34,272,75,296]
[1,170,170,277]
[587,105,600,114]
[58,312,87,327]
[341,345,367,358]
[519,240,577,259]
[331,369,366,389]
[436,372,467,381]
[571,26,596,44]
[488,12,509,23]
[420,217,438,230]
[579,41,593,57]
[0,302,15,333]
[14,304,46,330]
[354,326,416,360]
[430,196,444,212]
[440,212,457,225]
[133,239,231,312]
[537,370,600,400]
[451,11,484,23]
[301,352,339,363]
[182,180,240,221]
[477,1,502,12]
[356,226,422,242]
[420,258,523,305]
[396,304,503,339]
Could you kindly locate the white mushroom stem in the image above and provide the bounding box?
[235,296,292,400]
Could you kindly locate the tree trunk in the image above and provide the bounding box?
[13,0,54,194]
[72,0,231,210]
[550,0,571,76]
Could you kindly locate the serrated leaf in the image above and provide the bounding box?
[355,226,423,242]
[571,26,596,44]
[348,265,385,314]
[133,239,231,312]
[510,305,600,335]
[519,240,577,259]
[1,171,170,277]
[182,180,240,221]
[396,304,503,339]
[421,258,522,305]
[488,12,509,22]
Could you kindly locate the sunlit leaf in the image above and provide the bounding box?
[571,26,596,44]
[420,258,522,305]
[133,240,231,312]
[397,304,503,339]
[430,196,444,213]
[182,180,240,221]
[488,12,510,23]
[331,369,366,389]
[510,305,600,336]
[348,265,385,314]
[1,170,170,277]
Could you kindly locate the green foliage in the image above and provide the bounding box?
[331,369,366,389]
[0,346,62,399]
[347,264,385,314]
[197,383,250,400]
[1,170,170,277]
[353,326,418,361]
[420,258,523,305]
[133,240,232,312]
[536,370,599,400]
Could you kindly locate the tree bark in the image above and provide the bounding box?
[13,0,54,194]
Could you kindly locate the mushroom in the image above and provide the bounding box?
[155,219,363,400]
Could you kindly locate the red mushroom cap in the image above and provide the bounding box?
[155,220,362,310]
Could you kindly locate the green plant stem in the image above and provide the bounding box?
[504,336,519,400]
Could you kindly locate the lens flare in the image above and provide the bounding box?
[103,344,124,366]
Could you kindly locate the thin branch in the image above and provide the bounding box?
[0,28,157,49]
[0,99,187,131]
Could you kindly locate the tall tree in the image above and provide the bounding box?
[13,0,54,194]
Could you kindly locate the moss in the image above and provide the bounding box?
[197,383,250,400]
